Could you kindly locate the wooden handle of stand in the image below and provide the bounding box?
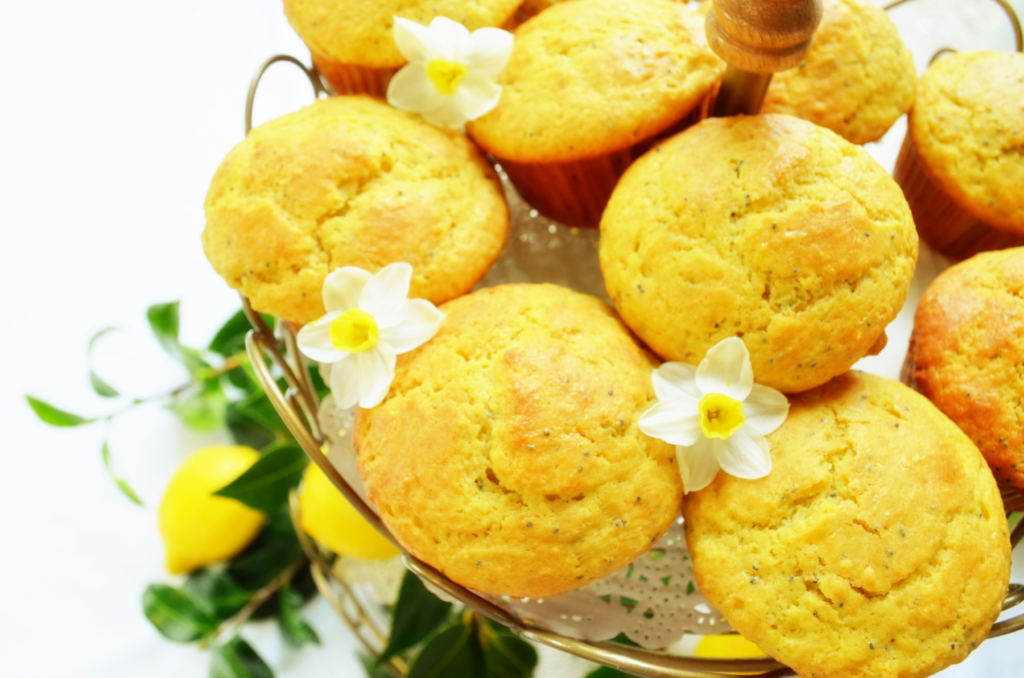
[706,0,823,74]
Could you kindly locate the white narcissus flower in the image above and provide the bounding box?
[639,337,790,494]
[297,263,444,409]
[386,16,514,128]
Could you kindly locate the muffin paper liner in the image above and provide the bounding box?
[496,87,717,229]
[310,51,398,97]
[894,133,1024,261]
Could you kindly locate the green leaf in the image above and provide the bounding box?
[584,668,633,678]
[147,301,208,374]
[209,309,274,357]
[210,636,274,678]
[169,381,228,432]
[408,623,485,678]
[227,507,305,591]
[142,584,218,643]
[236,392,289,436]
[147,301,182,356]
[215,440,307,513]
[25,395,95,427]
[184,569,251,620]
[308,366,331,401]
[226,402,277,450]
[378,571,453,664]
[101,441,143,505]
[278,582,320,648]
[87,327,120,397]
[358,654,394,678]
[484,623,537,678]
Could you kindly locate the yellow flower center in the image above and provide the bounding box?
[329,309,379,353]
[427,59,468,96]
[699,392,745,440]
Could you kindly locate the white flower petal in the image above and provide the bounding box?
[392,17,440,63]
[743,384,790,436]
[329,354,360,410]
[378,299,445,354]
[427,16,470,62]
[638,401,702,447]
[360,263,413,328]
[714,426,772,480]
[355,344,397,409]
[297,312,343,363]
[387,63,447,115]
[678,437,721,495]
[450,71,502,122]
[652,362,702,402]
[421,97,471,128]
[696,337,753,400]
[462,27,514,78]
[323,268,372,313]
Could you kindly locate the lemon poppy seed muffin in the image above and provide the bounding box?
[467,0,724,227]
[685,371,1011,678]
[600,114,918,394]
[895,51,1024,260]
[759,0,916,145]
[283,0,522,95]
[202,96,508,325]
[354,284,682,598]
[908,248,1024,492]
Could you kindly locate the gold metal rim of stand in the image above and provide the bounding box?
[237,45,1024,678]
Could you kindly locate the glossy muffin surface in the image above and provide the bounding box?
[685,372,1010,678]
[600,114,917,393]
[202,96,508,325]
[355,284,682,598]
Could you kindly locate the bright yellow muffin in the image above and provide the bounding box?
[468,0,722,163]
[908,248,1024,491]
[760,0,916,145]
[466,0,723,227]
[685,371,1011,678]
[895,51,1024,259]
[202,96,508,325]
[283,0,522,94]
[354,284,682,598]
[600,114,918,394]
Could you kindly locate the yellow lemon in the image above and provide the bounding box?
[298,463,399,560]
[695,634,768,660]
[158,445,264,574]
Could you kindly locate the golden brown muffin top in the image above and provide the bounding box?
[910,51,1024,234]
[760,0,916,144]
[202,96,508,325]
[910,247,1024,490]
[685,371,1010,678]
[355,284,683,598]
[283,0,523,69]
[466,0,724,163]
[600,114,918,393]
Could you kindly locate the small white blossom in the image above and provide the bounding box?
[386,16,514,128]
[297,263,444,409]
[639,338,790,494]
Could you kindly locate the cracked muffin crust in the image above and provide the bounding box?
[684,371,1010,678]
[600,114,918,393]
[908,248,1024,491]
[202,95,508,325]
[354,284,682,598]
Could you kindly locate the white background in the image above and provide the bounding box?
[1,1,1022,676]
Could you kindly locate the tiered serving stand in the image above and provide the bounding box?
[236,1,1024,675]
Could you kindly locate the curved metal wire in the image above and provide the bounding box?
[884,0,1023,52]
[244,54,326,136]
[238,53,1024,678]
